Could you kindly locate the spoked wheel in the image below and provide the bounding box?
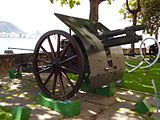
[149,44,159,60]
[33,30,85,100]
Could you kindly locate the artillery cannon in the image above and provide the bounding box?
[33,13,145,100]
[7,47,34,73]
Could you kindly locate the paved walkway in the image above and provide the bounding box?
[0,73,159,120]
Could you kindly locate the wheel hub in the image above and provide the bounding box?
[51,58,61,73]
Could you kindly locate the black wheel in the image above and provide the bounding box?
[149,44,158,60]
[33,30,85,100]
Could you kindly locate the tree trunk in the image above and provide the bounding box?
[155,23,159,40]
[89,0,100,22]
[155,29,158,40]
[126,0,141,55]
[130,12,137,54]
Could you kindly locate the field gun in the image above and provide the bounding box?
[32,13,145,100]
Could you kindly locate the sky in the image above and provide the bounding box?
[0,0,130,34]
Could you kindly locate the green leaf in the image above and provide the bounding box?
[50,0,54,3]
[107,0,111,4]
[76,0,80,5]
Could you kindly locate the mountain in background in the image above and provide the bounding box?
[0,21,24,33]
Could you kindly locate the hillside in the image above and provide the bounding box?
[0,21,23,33]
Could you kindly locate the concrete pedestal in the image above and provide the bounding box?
[134,99,152,114]
[81,80,115,97]
[38,92,81,117]
[38,92,55,110]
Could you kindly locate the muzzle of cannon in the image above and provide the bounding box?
[33,13,145,100]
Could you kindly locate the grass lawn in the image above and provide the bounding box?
[123,60,160,96]
[67,59,160,96]
[0,105,13,120]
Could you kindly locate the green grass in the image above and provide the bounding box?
[123,60,160,96]
[0,105,13,120]
[66,61,160,96]
[0,111,13,120]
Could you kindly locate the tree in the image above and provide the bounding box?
[119,0,141,54]
[49,0,113,22]
[119,0,141,24]
[89,0,112,22]
[141,0,160,40]
[120,0,160,40]
[126,0,141,26]
[126,0,141,54]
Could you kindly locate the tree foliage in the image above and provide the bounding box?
[50,0,80,8]
[141,0,160,38]
[119,0,141,23]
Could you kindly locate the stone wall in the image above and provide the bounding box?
[123,48,146,54]
[0,53,49,73]
[0,54,14,73]
[0,53,33,73]
[0,48,145,73]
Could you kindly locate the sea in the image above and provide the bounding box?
[0,36,156,55]
[0,38,39,54]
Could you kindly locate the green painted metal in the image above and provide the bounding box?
[95,83,115,97]
[9,68,21,78]
[54,99,81,117]
[12,105,31,120]
[134,99,152,114]
[38,92,55,110]
[81,80,96,93]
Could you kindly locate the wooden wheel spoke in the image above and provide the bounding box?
[37,66,51,74]
[36,58,51,64]
[40,46,52,58]
[57,35,61,58]
[59,73,65,95]
[43,71,54,86]
[60,42,71,60]
[52,73,58,95]
[48,36,56,57]
[60,55,77,64]
[61,66,79,74]
[61,71,74,89]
